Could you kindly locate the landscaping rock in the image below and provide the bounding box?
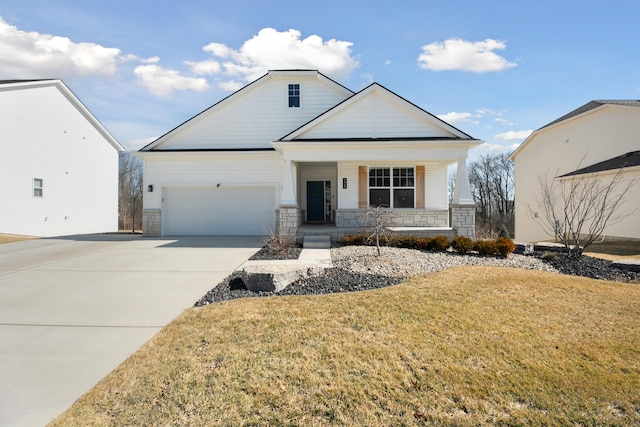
[241,264,325,292]
[611,259,640,273]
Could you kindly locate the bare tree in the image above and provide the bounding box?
[119,152,143,232]
[359,206,395,256]
[468,153,514,237]
[529,161,637,257]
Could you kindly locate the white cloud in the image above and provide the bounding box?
[495,117,515,126]
[133,64,209,97]
[218,80,244,92]
[474,142,521,156]
[196,28,359,88]
[438,111,473,124]
[0,17,121,78]
[494,129,533,141]
[185,59,221,76]
[418,38,516,73]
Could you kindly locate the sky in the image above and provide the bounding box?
[2,1,639,157]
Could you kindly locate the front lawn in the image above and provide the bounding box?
[51,267,640,426]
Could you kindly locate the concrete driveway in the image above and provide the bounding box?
[0,234,261,427]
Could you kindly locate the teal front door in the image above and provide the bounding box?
[307,181,325,222]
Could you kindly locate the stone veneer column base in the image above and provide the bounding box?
[142,209,161,237]
[277,206,303,236]
[451,204,476,239]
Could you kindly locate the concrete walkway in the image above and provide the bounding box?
[0,234,261,427]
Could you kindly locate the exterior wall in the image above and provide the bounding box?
[512,105,640,242]
[277,207,304,236]
[155,73,352,150]
[140,151,283,236]
[451,204,476,239]
[335,209,449,227]
[142,209,161,237]
[0,84,120,237]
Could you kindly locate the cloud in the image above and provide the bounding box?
[438,111,473,124]
[0,17,121,78]
[475,142,522,156]
[192,28,359,89]
[494,129,533,141]
[418,38,516,73]
[495,117,515,126]
[133,64,209,97]
[185,59,221,76]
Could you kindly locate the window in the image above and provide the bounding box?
[288,84,300,108]
[368,167,414,208]
[33,178,43,197]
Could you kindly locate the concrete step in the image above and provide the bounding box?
[303,235,331,249]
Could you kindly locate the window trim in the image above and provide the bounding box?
[33,177,43,198]
[288,83,301,108]
[368,167,415,208]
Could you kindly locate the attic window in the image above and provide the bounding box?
[288,84,300,108]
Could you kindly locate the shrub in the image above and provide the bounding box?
[451,236,474,255]
[495,237,516,257]
[415,237,431,251]
[261,231,298,256]
[497,224,511,239]
[339,234,368,246]
[427,235,450,252]
[474,239,498,256]
[397,236,418,249]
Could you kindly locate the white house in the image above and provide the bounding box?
[138,70,481,238]
[0,80,124,237]
[510,100,640,242]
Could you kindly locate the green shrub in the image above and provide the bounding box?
[474,239,498,256]
[427,235,450,252]
[451,236,474,255]
[495,237,516,257]
[497,224,511,239]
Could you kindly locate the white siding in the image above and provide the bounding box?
[422,162,449,209]
[142,152,283,211]
[298,91,456,140]
[337,162,360,209]
[513,104,640,242]
[156,75,351,150]
[0,84,120,237]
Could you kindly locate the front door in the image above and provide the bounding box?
[306,181,325,222]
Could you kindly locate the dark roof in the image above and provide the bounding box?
[542,100,640,129]
[0,79,52,85]
[559,150,640,178]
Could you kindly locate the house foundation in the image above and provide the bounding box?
[142,209,161,237]
[451,204,476,239]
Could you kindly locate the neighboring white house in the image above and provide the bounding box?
[137,70,481,238]
[0,80,124,237]
[510,100,640,242]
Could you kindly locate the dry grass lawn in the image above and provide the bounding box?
[51,267,640,426]
[0,233,37,244]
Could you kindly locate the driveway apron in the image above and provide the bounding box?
[0,234,261,427]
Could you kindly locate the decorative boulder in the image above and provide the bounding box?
[241,264,325,292]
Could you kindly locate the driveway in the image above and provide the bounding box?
[0,234,261,427]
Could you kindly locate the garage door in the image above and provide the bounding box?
[163,186,276,236]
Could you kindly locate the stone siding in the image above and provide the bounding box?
[277,207,303,236]
[142,209,161,237]
[451,204,476,239]
[335,209,449,228]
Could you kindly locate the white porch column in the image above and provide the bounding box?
[280,158,298,207]
[452,156,474,205]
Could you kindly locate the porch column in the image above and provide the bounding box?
[452,156,474,205]
[280,158,298,207]
[451,156,476,239]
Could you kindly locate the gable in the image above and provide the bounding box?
[142,70,353,151]
[282,84,470,141]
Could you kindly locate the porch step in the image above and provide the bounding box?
[303,235,331,249]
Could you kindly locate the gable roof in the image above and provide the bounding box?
[558,150,640,178]
[510,99,640,160]
[0,79,124,152]
[541,100,640,130]
[280,82,476,142]
[139,70,354,151]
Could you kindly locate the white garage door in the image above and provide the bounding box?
[163,186,276,236]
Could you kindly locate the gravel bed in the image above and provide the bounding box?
[249,246,302,261]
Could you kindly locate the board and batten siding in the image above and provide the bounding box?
[336,161,449,210]
[142,153,284,210]
[155,75,351,150]
[0,83,120,237]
